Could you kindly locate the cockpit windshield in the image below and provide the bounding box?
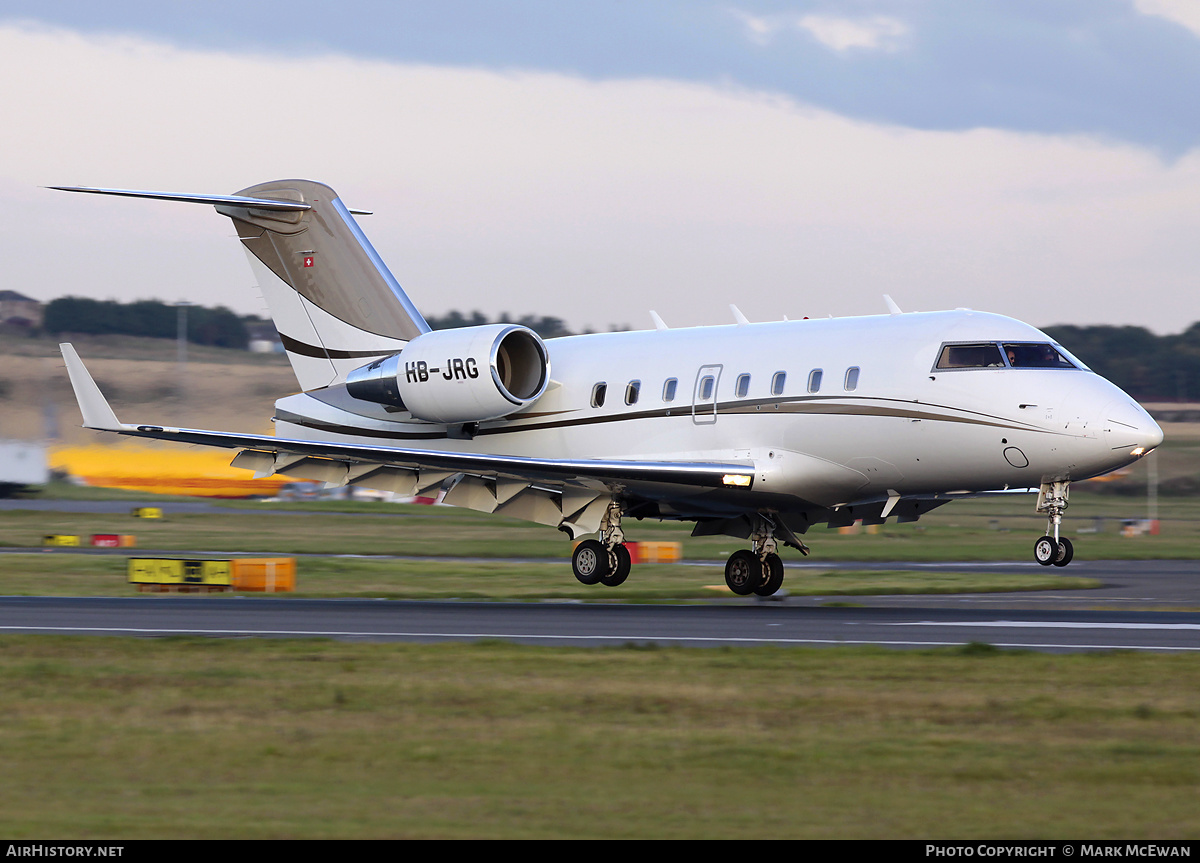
[934,341,1081,371]
[935,343,1005,369]
[1001,343,1077,369]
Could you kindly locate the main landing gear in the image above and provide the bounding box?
[569,506,805,596]
[723,515,800,597]
[1034,480,1073,567]
[571,502,632,587]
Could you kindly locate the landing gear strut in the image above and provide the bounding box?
[570,502,632,587]
[1034,481,1074,567]
[723,514,792,597]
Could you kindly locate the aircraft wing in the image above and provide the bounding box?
[60,344,756,533]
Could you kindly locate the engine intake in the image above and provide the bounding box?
[346,324,550,424]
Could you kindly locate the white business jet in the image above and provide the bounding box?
[52,180,1163,596]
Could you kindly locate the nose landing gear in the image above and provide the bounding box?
[1034,481,1074,567]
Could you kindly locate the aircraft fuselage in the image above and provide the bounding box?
[274,308,1162,515]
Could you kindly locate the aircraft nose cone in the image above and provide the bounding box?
[1104,399,1163,455]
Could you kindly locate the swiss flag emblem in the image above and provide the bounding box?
[303,256,314,268]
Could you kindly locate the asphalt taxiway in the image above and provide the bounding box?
[0,558,1196,653]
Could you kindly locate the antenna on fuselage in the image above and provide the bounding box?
[730,305,750,325]
[649,311,669,330]
[884,295,903,315]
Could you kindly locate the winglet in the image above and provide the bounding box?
[59,344,122,430]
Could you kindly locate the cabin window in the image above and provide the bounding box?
[663,378,677,402]
[935,343,1005,370]
[1002,343,1078,369]
[591,382,607,408]
[844,367,860,391]
[699,375,715,401]
[735,374,751,398]
[771,371,786,396]
[807,369,823,393]
[625,380,641,405]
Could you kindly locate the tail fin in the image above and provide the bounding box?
[50,180,431,391]
[220,180,429,390]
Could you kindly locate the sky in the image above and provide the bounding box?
[2,0,1199,335]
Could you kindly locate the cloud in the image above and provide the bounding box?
[734,9,910,53]
[2,22,1199,336]
[796,14,910,53]
[1132,0,1200,38]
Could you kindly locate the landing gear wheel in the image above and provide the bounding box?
[600,544,631,587]
[1034,535,1057,566]
[753,553,785,597]
[725,549,763,596]
[572,539,610,585]
[1052,537,1074,567]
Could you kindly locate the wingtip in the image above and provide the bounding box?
[59,343,122,430]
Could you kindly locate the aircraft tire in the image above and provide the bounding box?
[1052,537,1074,567]
[725,549,762,596]
[600,544,632,586]
[572,539,610,585]
[1033,535,1057,566]
[754,553,785,597]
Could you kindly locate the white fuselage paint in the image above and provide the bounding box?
[274,309,1162,510]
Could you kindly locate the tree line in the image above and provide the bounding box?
[1042,323,1200,402]
[43,297,251,350]
[39,300,595,346]
[425,310,576,339]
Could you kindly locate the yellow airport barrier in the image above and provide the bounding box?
[126,557,295,593]
[230,558,296,593]
[132,507,163,519]
[128,558,231,588]
[43,534,81,547]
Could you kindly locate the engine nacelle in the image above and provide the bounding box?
[346,324,550,424]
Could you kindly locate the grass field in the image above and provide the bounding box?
[0,553,1103,600]
[0,637,1196,839]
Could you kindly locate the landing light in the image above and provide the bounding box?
[1130,447,1146,457]
[722,474,752,487]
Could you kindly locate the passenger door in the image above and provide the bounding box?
[692,364,722,425]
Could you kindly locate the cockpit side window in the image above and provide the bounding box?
[935,343,1005,370]
[1002,343,1078,369]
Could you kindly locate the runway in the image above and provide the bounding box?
[1,558,1198,653]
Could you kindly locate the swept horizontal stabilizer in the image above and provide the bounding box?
[47,185,314,212]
